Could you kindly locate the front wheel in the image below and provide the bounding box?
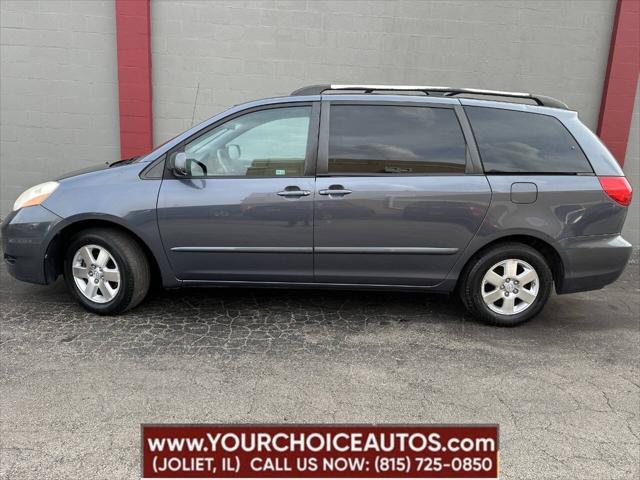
[459,243,553,326]
[63,228,150,315]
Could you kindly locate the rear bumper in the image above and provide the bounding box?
[556,234,633,294]
[1,205,63,285]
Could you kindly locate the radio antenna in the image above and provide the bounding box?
[191,81,200,126]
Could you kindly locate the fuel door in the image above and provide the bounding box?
[511,182,538,204]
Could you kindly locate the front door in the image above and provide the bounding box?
[314,101,491,286]
[157,103,319,282]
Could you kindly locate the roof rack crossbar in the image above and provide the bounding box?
[290,84,568,109]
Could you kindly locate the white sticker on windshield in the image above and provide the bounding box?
[276,169,285,176]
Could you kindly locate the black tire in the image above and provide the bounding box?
[63,228,150,315]
[459,242,552,326]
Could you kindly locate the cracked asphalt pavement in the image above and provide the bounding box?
[1,253,638,479]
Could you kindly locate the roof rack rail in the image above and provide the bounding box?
[290,84,568,110]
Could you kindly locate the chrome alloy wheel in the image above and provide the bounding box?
[72,244,121,304]
[481,258,539,316]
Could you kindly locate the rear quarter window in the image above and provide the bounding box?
[465,106,592,174]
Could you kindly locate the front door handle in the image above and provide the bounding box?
[319,185,352,196]
[277,187,311,198]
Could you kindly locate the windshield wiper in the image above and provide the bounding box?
[107,156,139,167]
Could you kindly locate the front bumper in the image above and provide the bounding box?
[1,205,63,284]
[556,234,633,294]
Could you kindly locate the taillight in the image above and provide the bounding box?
[598,176,633,207]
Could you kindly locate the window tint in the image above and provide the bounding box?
[183,106,311,177]
[328,105,467,174]
[465,107,592,173]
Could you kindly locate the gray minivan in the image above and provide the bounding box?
[2,85,633,326]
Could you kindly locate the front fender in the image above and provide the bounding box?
[41,165,179,287]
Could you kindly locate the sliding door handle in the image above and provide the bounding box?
[319,188,352,196]
[277,188,311,197]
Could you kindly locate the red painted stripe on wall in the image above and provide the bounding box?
[115,0,153,158]
[597,0,640,167]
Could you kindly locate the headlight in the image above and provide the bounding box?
[13,181,59,211]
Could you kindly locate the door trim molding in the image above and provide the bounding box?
[315,247,459,255]
[172,246,458,255]
[171,246,313,253]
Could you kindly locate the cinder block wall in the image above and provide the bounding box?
[0,0,120,214]
[2,0,632,232]
[623,82,639,246]
[151,0,616,144]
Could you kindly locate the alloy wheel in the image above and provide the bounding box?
[71,244,121,304]
[481,258,539,315]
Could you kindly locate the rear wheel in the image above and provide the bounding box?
[460,243,552,326]
[63,228,150,315]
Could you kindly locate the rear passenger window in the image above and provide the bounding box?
[328,105,467,174]
[465,107,592,174]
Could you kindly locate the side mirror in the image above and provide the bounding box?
[228,144,241,161]
[173,152,188,176]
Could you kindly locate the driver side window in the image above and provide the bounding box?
[182,106,311,177]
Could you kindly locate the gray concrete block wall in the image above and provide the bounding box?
[151,0,616,144]
[622,80,639,246]
[0,0,120,215]
[0,0,630,230]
